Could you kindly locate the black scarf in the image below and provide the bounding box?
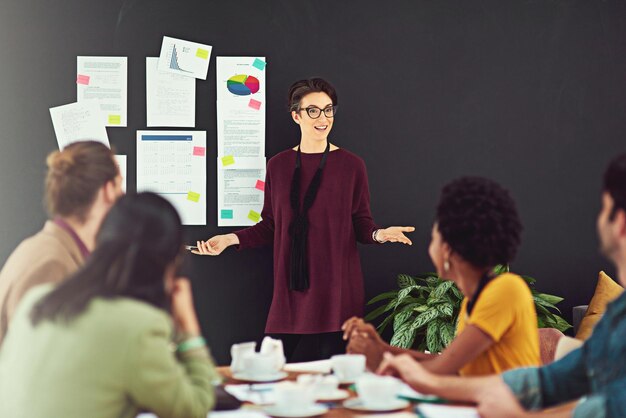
[288,142,330,291]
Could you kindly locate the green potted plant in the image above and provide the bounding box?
[364,265,571,353]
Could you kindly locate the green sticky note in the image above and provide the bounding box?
[221,155,235,166]
[187,191,200,203]
[108,114,121,125]
[252,58,266,71]
[248,210,261,223]
[220,209,233,219]
[196,48,209,60]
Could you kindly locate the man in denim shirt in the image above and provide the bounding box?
[377,154,626,417]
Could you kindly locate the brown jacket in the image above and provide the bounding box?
[0,220,85,347]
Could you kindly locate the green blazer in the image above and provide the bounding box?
[0,285,216,418]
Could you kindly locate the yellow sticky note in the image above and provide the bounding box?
[221,155,235,166]
[196,48,209,60]
[248,210,261,223]
[187,191,200,203]
[108,115,121,125]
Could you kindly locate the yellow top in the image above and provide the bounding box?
[456,273,540,376]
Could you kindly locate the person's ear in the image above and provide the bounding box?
[103,180,118,204]
[616,209,626,238]
[291,111,300,125]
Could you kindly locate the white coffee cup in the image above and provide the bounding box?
[243,352,279,377]
[273,381,315,412]
[230,342,256,373]
[355,375,401,408]
[330,354,366,382]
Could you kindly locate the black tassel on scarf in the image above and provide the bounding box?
[288,142,330,291]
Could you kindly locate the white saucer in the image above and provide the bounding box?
[263,404,329,418]
[343,397,410,412]
[232,371,288,383]
[316,389,350,401]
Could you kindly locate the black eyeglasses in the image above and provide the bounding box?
[299,105,338,119]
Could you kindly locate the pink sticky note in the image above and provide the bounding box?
[255,180,265,192]
[193,146,205,156]
[248,99,262,110]
[76,74,90,85]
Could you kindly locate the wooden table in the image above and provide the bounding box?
[218,367,417,417]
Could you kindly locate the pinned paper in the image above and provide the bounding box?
[248,99,262,111]
[255,180,265,192]
[252,58,266,71]
[221,209,234,219]
[193,146,205,156]
[196,48,209,60]
[221,155,235,166]
[248,210,261,223]
[108,115,121,125]
[76,74,90,85]
[187,191,200,202]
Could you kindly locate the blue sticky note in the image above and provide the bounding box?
[221,209,234,219]
[252,58,266,71]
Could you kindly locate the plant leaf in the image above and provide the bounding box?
[535,293,564,306]
[367,291,398,305]
[364,298,397,321]
[393,307,416,332]
[411,307,441,331]
[397,274,417,289]
[431,280,454,299]
[439,322,455,348]
[390,321,417,349]
[426,320,442,353]
[435,302,454,317]
[553,315,573,332]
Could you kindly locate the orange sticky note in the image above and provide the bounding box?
[255,180,265,192]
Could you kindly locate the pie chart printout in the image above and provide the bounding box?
[227,75,260,96]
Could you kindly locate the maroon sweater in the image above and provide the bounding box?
[234,148,380,334]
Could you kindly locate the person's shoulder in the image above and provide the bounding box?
[486,273,532,298]
[333,148,368,173]
[267,149,295,171]
[94,297,172,333]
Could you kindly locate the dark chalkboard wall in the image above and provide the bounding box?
[1,0,626,364]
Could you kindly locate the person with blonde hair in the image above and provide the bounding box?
[0,141,122,346]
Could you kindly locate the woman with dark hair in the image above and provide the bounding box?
[0,140,123,347]
[343,177,540,376]
[0,193,216,418]
[195,77,414,360]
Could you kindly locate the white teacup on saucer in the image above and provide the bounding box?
[243,351,280,378]
[330,354,366,383]
[355,374,402,409]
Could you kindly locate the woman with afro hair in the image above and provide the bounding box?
[343,176,540,376]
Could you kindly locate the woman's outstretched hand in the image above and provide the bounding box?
[377,226,415,245]
[192,233,239,256]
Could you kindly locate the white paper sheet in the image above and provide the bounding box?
[216,57,266,158]
[216,56,266,102]
[146,57,195,127]
[217,156,266,227]
[136,131,207,225]
[114,155,127,193]
[49,101,110,149]
[217,101,265,157]
[77,56,127,127]
[416,403,479,418]
[158,36,212,80]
